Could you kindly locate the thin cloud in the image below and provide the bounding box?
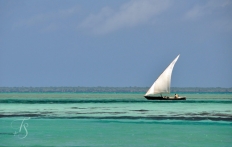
[185,0,231,20]
[13,6,80,31]
[78,0,171,34]
[184,0,232,32]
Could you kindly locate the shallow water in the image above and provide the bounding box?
[0,93,231,146]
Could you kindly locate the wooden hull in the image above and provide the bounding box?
[144,96,186,100]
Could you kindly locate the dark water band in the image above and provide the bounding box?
[0,99,231,104]
[1,114,232,121]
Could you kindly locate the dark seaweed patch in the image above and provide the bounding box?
[212,113,232,117]
[65,111,127,115]
[40,112,53,114]
[131,109,149,112]
[0,114,43,118]
[0,133,13,135]
[184,112,232,117]
[33,116,232,121]
[2,114,231,121]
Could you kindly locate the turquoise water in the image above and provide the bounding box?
[0,93,232,146]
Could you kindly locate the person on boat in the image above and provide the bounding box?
[174,94,179,99]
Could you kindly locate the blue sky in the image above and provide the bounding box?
[0,0,232,87]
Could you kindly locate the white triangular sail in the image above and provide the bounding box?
[145,55,180,96]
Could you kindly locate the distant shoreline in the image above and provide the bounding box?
[0,87,231,93]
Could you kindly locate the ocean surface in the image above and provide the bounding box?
[0,93,231,146]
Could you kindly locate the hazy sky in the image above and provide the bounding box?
[0,0,232,87]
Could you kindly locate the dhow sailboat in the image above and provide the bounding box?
[144,54,186,100]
